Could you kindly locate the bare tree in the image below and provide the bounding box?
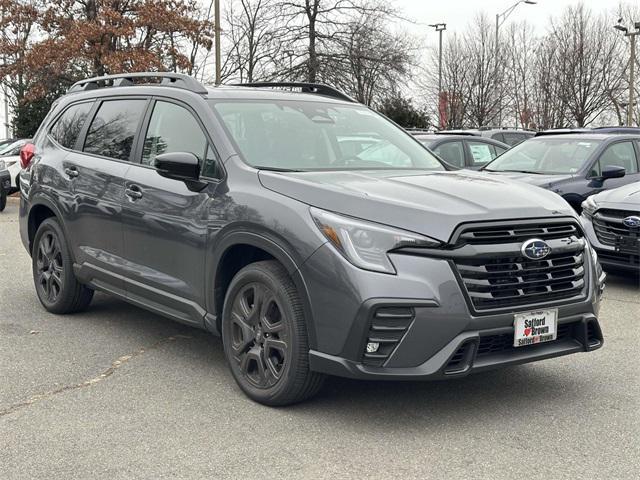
[550,5,624,127]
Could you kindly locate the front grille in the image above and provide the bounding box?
[458,222,579,245]
[452,220,587,312]
[595,248,640,267]
[362,307,414,366]
[477,321,576,357]
[455,251,586,311]
[593,209,640,256]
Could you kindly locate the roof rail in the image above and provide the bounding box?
[232,82,357,103]
[534,128,592,137]
[68,72,208,95]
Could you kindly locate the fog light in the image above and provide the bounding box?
[366,342,380,353]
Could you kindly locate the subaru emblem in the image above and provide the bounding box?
[521,239,551,260]
[622,216,640,229]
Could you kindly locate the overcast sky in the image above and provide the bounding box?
[395,0,626,46]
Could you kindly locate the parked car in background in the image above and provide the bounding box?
[0,138,30,193]
[438,128,534,146]
[0,158,9,212]
[482,133,640,211]
[581,182,640,273]
[19,73,605,406]
[0,138,18,149]
[414,133,509,169]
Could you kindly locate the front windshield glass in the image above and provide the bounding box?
[485,137,601,174]
[209,100,444,171]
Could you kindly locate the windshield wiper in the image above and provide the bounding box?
[254,166,306,172]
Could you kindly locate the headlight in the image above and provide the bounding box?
[0,160,5,170]
[581,196,598,218]
[310,207,441,274]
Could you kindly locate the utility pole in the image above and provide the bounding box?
[615,21,640,126]
[429,23,446,130]
[494,1,536,126]
[214,0,221,85]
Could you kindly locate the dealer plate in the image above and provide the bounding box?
[513,309,557,348]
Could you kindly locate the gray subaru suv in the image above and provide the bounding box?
[19,73,605,405]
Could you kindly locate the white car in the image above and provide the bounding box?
[0,139,30,193]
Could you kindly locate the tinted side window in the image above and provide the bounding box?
[491,133,505,143]
[142,101,208,167]
[84,99,147,161]
[594,141,638,175]
[49,102,93,149]
[432,141,465,167]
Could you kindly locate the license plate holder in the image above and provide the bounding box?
[513,309,558,348]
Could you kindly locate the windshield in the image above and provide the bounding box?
[484,137,601,174]
[209,100,444,171]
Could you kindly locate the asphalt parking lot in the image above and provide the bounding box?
[1,197,639,480]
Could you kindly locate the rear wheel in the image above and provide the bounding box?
[32,218,93,314]
[222,260,324,406]
[0,188,6,212]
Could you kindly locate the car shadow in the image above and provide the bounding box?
[74,293,599,426]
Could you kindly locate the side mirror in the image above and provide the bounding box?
[154,152,200,181]
[601,165,626,180]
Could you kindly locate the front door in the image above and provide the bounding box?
[121,99,222,326]
[586,140,640,196]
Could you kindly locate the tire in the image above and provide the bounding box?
[222,260,325,406]
[0,188,6,212]
[32,218,94,314]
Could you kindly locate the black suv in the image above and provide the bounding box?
[19,73,605,405]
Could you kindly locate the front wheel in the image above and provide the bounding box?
[0,188,6,212]
[222,260,324,406]
[32,218,94,314]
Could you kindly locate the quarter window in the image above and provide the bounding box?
[83,99,147,161]
[49,102,93,149]
[142,101,208,168]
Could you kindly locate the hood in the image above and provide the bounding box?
[482,171,574,188]
[259,169,576,242]
[593,182,640,207]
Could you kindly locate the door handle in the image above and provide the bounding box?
[64,167,79,178]
[125,185,143,200]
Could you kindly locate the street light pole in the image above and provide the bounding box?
[494,1,536,126]
[214,0,221,85]
[429,23,446,129]
[615,21,640,126]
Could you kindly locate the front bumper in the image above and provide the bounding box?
[301,240,605,380]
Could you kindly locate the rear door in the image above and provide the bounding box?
[65,97,148,292]
[121,98,223,326]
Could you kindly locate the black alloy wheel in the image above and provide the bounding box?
[229,282,289,388]
[222,260,325,406]
[35,230,64,304]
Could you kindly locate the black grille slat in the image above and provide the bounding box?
[362,307,415,366]
[453,221,587,312]
[459,223,577,245]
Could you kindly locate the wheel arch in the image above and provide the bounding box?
[27,197,68,256]
[208,231,318,349]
